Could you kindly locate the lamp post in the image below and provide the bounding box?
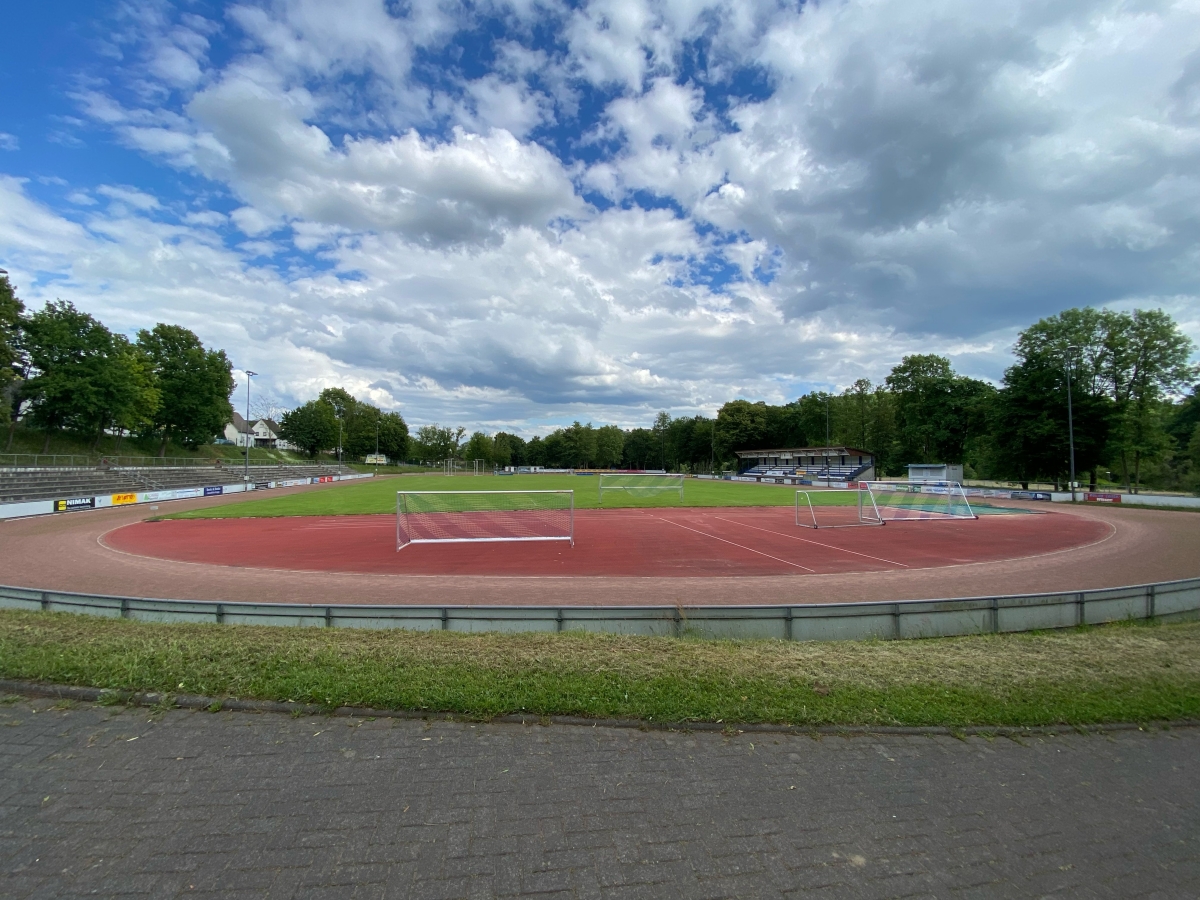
[1065,346,1077,503]
[375,416,380,469]
[243,370,257,485]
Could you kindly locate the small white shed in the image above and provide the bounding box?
[907,463,964,484]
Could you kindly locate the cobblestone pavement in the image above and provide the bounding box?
[1,698,1197,899]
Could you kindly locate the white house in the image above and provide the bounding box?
[222,412,295,450]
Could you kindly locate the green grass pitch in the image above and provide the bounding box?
[171,474,861,519]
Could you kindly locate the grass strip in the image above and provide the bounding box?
[1,610,1197,727]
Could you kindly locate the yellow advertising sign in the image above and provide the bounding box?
[111,493,139,506]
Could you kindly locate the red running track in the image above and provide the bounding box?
[104,507,1109,578]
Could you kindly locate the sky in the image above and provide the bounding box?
[0,0,1198,435]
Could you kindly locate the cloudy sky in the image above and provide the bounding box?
[1,0,1197,433]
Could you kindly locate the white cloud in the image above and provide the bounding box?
[97,184,161,210]
[0,133,18,151]
[15,0,1198,434]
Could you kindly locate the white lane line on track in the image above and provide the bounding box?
[710,515,909,568]
[650,515,816,573]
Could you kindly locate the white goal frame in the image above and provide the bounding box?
[861,481,977,523]
[598,473,684,504]
[795,489,883,529]
[396,490,574,549]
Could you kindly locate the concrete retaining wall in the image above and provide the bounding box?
[0,472,374,520]
[3,577,1197,642]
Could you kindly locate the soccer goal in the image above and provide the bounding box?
[861,481,977,523]
[795,490,884,529]
[396,490,574,549]
[598,473,684,504]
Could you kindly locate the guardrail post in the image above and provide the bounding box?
[1077,592,1085,627]
[441,608,449,631]
[892,603,901,639]
[785,607,794,641]
[673,607,682,637]
[40,591,49,611]
[1147,584,1156,620]
[120,597,129,619]
[991,596,999,633]
[556,608,564,632]
[325,607,333,628]
[215,603,225,624]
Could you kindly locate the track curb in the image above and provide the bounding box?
[3,678,1195,738]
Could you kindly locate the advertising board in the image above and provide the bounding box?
[111,493,138,505]
[203,486,223,496]
[54,497,96,512]
[1085,492,1122,503]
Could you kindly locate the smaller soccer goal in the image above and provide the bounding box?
[861,481,977,523]
[795,490,883,529]
[397,490,574,549]
[598,473,684,504]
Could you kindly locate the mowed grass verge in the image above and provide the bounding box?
[2,609,1197,727]
[168,474,858,518]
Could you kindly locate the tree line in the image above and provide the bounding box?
[415,307,1198,493]
[2,274,234,455]
[4,271,1196,490]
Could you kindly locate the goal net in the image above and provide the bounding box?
[861,481,977,523]
[397,490,574,549]
[795,490,881,529]
[598,473,684,504]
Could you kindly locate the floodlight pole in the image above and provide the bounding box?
[1065,345,1077,503]
[375,417,380,469]
[243,370,257,485]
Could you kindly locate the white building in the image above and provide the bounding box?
[222,413,295,450]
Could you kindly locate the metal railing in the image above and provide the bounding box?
[2,578,1197,641]
[0,453,335,469]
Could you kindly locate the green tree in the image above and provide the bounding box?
[279,400,338,457]
[21,301,155,453]
[886,355,994,465]
[411,424,462,462]
[462,431,495,467]
[1106,309,1198,492]
[621,428,656,468]
[594,424,625,468]
[1,273,24,444]
[492,432,525,467]
[137,324,233,455]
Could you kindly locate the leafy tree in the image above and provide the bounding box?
[492,431,525,467]
[621,428,656,468]
[462,431,494,466]
[886,354,994,465]
[137,324,232,455]
[1,273,26,449]
[1106,309,1197,491]
[411,424,462,462]
[21,301,157,453]
[279,400,338,457]
[594,424,625,468]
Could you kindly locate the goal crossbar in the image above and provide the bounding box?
[861,481,977,522]
[598,473,684,504]
[795,489,883,529]
[397,490,574,548]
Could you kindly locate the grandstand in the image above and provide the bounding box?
[734,447,875,483]
[0,462,353,504]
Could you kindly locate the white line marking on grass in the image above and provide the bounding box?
[710,515,910,568]
[650,515,816,572]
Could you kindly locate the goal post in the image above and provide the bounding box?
[795,489,884,529]
[861,481,977,522]
[397,490,574,549]
[598,473,684,504]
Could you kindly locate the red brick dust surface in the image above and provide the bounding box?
[103,506,1109,578]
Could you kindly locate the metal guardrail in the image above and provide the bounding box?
[0,454,329,469]
[2,578,1197,641]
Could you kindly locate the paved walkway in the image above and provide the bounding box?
[1,698,1197,898]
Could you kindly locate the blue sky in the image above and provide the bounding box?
[1,0,1198,433]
